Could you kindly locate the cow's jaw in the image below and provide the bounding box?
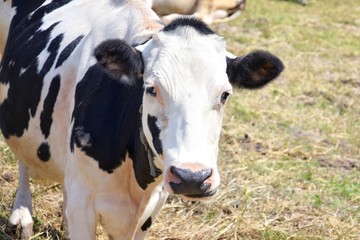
[139,27,232,200]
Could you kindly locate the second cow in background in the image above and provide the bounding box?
[145,0,246,24]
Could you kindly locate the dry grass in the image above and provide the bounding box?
[1,0,360,239]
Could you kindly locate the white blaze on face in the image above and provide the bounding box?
[141,26,232,195]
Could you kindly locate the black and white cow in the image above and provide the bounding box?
[0,0,284,239]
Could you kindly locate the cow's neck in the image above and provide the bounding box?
[71,64,162,191]
[130,124,163,190]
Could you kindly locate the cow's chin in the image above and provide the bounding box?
[181,188,218,201]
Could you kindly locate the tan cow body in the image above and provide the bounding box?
[148,0,246,24]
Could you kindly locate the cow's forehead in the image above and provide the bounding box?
[158,25,225,49]
[142,26,230,96]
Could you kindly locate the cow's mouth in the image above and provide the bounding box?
[184,188,218,199]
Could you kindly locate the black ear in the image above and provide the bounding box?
[94,39,144,84]
[226,50,284,89]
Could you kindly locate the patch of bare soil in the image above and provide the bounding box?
[239,133,267,155]
[1,171,15,183]
[340,78,360,88]
[318,157,360,171]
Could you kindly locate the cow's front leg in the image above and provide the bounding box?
[9,160,33,239]
[62,187,70,239]
[64,178,97,240]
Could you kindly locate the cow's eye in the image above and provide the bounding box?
[146,86,157,97]
[220,92,230,104]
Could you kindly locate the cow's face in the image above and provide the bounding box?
[95,18,284,200]
[139,27,230,199]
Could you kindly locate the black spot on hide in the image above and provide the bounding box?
[147,115,163,155]
[37,142,50,162]
[40,74,61,138]
[141,217,152,232]
[9,0,46,28]
[0,22,61,138]
[56,35,84,68]
[0,0,73,139]
[130,130,162,190]
[41,34,64,76]
[10,0,72,32]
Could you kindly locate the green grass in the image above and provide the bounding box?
[1,0,360,239]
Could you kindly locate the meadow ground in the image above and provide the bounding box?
[1,0,359,239]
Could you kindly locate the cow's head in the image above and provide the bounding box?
[94,18,283,200]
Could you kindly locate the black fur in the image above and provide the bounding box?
[163,17,215,35]
[40,75,61,139]
[40,33,64,76]
[141,217,152,232]
[0,22,60,138]
[147,115,163,155]
[70,64,141,172]
[37,142,50,162]
[9,0,71,36]
[9,0,46,29]
[56,35,84,68]
[129,130,162,190]
[0,0,75,139]
[226,50,284,89]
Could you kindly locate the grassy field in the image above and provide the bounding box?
[1,0,360,239]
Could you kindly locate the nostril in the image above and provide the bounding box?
[170,166,175,174]
[200,182,211,192]
[168,166,181,184]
